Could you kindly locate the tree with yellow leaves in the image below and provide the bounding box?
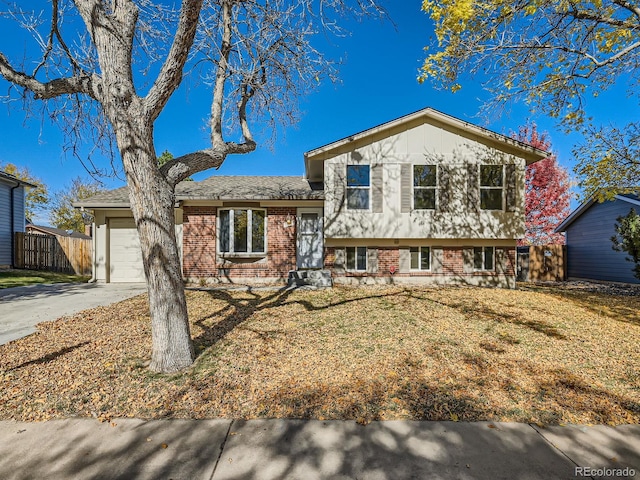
[0,163,48,220]
[420,0,640,200]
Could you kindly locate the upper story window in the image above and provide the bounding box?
[480,165,504,210]
[219,208,266,254]
[346,165,370,210]
[410,246,431,270]
[474,246,495,271]
[414,165,437,210]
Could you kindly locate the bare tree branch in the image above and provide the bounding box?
[144,0,203,121]
[33,0,84,76]
[159,149,226,184]
[210,0,233,149]
[0,51,97,99]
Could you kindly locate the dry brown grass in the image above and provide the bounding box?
[1,284,638,425]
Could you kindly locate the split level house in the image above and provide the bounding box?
[76,108,548,288]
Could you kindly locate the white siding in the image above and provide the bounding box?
[92,209,184,283]
[323,121,526,240]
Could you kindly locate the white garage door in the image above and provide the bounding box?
[109,218,146,282]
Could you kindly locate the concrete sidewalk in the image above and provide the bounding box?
[0,418,637,480]
[0,282,147,345]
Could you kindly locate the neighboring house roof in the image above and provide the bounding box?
[26,224,91,240]
[304,107,549,177]
[0,170,38,188]
[555,194,640,232]
[74,176,324,209]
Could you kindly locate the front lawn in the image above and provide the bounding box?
[0,284,638,424]
[0,269,90,289]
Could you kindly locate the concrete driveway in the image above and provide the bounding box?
[0,282,148,345]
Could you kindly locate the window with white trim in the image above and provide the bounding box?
[413,165,437,210]
[346,246,367,271]
[473,247,495,271]
[219,208,266,254]
[346,165,370,210]
[410,246,431,270]
[480,165,504,210]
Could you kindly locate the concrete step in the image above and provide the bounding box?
[287,269,333,288]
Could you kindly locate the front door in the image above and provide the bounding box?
[297,208,324,269]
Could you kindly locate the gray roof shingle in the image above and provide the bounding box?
[0,170,38,188]
[74,176,324,208]
[26,224,91,239]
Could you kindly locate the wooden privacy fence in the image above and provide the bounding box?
[14,232,92,276]
[517,245,566,282]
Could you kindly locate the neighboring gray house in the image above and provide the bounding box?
[0,171,35,268]
[555,194,640,284]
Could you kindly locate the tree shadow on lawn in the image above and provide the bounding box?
[190,287,296,353]
[249,358,640,425]
[520,364,640,425]
[518,283,640,328]
[181,287,638,424]
[409,290,568,340]
[553,291,640,328]
[3,341,90,373]
[189,287,410,354]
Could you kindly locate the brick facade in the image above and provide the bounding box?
[183,205,516,287]
[182,206,297,283]
[327,245,517,287]
[182,206,217,277]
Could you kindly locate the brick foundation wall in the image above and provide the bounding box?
[182,206,297,282]
[443,248,464,276]
[327,245,516,286]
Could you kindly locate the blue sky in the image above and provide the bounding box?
[0,2,628,224]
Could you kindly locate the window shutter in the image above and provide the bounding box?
[467,164,479,214]
[333,248,346,273]
[438,166,451,213]
[367,248,378,274]
[462,247,474,274]
[401,164,411,213]
[399,247,411,273]
[505,164,517,212]
[495,247,510,274]
[334,164,346,212]
[432,247,444,274]
[372,164,383,213]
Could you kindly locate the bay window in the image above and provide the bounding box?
[219,208,266,254]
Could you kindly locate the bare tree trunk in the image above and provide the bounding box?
[0,0,384,374]
[119,123,195,373]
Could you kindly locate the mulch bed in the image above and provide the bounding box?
[0,283,638,425]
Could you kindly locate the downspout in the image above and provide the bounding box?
[89,221,97,283]
[80,206,97,283]
[9,181,20,269]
